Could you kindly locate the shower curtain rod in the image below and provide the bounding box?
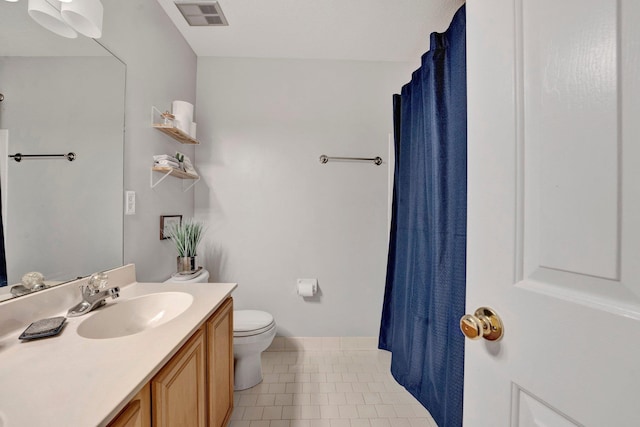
[319,155,383,166]
[9,152,76,163]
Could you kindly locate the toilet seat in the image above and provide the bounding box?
[234,310,275,337]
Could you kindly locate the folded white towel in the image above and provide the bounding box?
[183,157,198,176]
[153,154,179,163]
[155,159,181,169]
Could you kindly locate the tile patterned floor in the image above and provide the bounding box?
[229,349,438,427]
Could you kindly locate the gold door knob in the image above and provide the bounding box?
[460,307,504,341]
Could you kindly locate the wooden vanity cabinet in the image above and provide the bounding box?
[152,328,207,427]
[107,297,234,427]
[107,383,151,427]
[206,297,234,427]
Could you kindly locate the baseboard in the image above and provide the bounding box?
[266,337,379,352]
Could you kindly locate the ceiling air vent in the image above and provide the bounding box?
[174,1,229,26]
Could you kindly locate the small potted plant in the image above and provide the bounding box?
[165,218,205,274]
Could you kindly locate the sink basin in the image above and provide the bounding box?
[77,292,193,339]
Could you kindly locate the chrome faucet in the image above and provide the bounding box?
[10,271,48,297]
[67,272,120,317]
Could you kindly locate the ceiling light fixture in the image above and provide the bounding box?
[27,0,78,38]
[61,0,103,38]
[21,0,103,39]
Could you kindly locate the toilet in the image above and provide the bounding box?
[164,268,210,283]
[233,310,276,390]
[165,269,276,391]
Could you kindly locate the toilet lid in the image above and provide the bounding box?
[234,310,275,337]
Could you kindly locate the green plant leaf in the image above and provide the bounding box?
[165,218,206,257]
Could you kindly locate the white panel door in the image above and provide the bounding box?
[465,0,640,426]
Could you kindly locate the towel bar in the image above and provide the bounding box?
[319,155,382,165]
[9,152,76,162]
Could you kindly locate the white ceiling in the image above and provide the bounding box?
[155,0,465,62]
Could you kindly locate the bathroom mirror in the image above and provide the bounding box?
[0,2,125,302]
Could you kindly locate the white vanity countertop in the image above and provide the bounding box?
[0,268,237,427]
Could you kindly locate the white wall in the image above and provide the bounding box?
[195,57,414,336]
[100,0,198,282]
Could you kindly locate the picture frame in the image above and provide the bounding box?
[160,215,182,240]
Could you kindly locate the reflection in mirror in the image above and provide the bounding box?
[0,1,125,302]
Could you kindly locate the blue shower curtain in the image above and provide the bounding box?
[379,6,466,427]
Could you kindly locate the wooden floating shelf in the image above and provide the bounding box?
[152,166,199,180]
[153,124,200,145]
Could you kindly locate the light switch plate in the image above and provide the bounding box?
[125,191,135,215]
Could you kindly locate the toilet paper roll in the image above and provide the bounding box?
[174,116,190,134]
[172,100,194,123]
[297,280,317,297]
